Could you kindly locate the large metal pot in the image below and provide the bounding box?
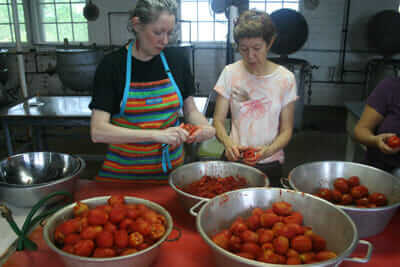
[286,161,400,238]
[43,196,173,267]
[193,188,372,267]
[169,161,269,212]
[56,48,104,92]
[0,152,85,208]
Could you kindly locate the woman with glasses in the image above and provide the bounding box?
[213,10,298,187]
[89,0,215,183]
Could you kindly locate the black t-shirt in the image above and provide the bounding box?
[89,46,195,115]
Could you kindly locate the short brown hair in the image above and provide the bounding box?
[234,10,276,45]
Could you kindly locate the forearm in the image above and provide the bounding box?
[260,128,293,159]
[184,109,210,126]
[213,119,232,147]
[91,121,158,144]
[354,125,379,148]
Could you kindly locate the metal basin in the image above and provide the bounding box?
[194,188,372,267]
[43,196,173,267]
[287,161,400,238]
[169,161,269,212]
[0,152,85,207]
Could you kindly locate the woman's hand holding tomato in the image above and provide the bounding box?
[156,126,188,148]
[240,147,261,166]
[377,133,400,154]
[181,123,216,144]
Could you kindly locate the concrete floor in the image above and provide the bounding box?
[0,105,350,180]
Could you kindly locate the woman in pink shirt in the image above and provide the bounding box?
[213,10,298,187]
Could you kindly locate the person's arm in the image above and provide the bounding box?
[90,109,188,146]
[183,96,215,143]
[354,105,398,154]
[257,101,295,161]
[213,94,241,161]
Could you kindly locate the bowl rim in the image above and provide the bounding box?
[43,195,173,262]
[195,187,359,267]
[168,160,269,201]
[0,152,85,188]
[287,160,400,211]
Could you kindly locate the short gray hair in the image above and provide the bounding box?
[127,0,178,34]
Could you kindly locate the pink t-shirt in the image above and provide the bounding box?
[214,61,298,164]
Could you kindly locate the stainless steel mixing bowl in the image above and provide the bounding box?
[193,188,372,267]
[286,161,400,238]
[0,152,85,207]
[43,196,173,267]
[169,161,269,212]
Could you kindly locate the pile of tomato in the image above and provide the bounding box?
[314,176,388,207]
[179,175,248,198]
[53,195,167,258]
[211,201,337,264]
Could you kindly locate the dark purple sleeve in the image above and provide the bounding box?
[366,78,394,116]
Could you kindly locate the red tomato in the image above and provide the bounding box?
[87,208,109,225]
[107,195,126,206]
[80,225,103,240]
[149,223,166,240]
[240,230,259,243]
[114,229,129,249]
[109,206,127,224]
[386,135,400,148]
[93,248,116,258]
[64,233,81,246]
[120,248,138,256]
[74,239,94,257]
[129,232,144,247]
[96,231,114,248]
[73,202,89,217]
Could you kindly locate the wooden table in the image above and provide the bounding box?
[2,179,399,267]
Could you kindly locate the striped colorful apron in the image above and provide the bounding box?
[96,42,184,183]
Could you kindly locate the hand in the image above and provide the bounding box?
[224,140,242,161]
[240,146,262,166]
[155,126,189,148]
[186,125,216,143]
[231,87,250,102]
[378,133,400,154]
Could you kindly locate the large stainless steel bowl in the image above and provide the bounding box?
[0,152,85,207]
[169,161,269,212]
[43,196,173,267]
[194,188,372,267]
[287,161,400,238]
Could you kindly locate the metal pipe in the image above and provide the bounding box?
[311,80,364,85]
[339,0,351,81]
[11,0,28,99]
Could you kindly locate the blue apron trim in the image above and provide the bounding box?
[119,42,134,116]
[161,144,173,173]
[160,52,184,110]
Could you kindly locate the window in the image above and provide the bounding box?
[0,0,27,43]
[180,0,299,42]
[36,0,88,43]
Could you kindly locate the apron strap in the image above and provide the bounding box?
[160,51,184,110]
[119,42,134,116]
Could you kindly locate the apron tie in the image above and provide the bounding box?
[161,144,173,173]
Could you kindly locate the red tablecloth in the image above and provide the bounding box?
[4,179,400,267]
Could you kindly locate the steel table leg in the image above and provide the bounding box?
[1,119,14,155]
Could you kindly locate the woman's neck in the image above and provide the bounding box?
[126,42,154,61]
[244,60,277,76]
